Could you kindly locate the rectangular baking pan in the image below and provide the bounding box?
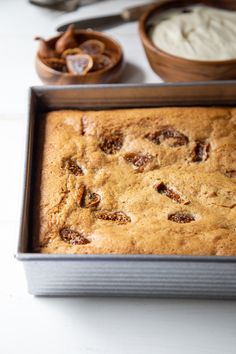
[17,82,236,298]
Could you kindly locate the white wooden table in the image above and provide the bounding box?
[1,1,236,353]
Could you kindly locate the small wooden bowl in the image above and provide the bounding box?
[139,0,236,82]
[36,29,124,85]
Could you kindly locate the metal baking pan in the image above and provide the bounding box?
[17,82,236,298]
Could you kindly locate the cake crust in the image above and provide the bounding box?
[35,107,236,256]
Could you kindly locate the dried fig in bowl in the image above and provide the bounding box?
[91,54,112,72]
[80,39,105,56]
[55,25,78,55]
[66,54,93,75]
[43,58,67,72]
[35,36,57,58]
[61,47,83,58]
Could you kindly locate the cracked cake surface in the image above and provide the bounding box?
[34,107,236,255]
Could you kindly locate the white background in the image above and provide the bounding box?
[1,1,236,353]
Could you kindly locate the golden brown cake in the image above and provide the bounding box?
[35,107,236,256]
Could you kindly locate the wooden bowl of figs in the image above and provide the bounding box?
[35,26,124,85]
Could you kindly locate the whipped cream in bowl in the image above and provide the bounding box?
[149,5,236,62]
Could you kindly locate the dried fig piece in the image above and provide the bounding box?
[61,47,83,58]
[191,141,210,162]
[85,191,101,208]
[55,25,78,55]
[77,184,100,208]
[156,182,190,204]
[62,157,83,176]
[66,54,93,75]
[124,152,152,171]
[145,126,188,147]
[43,58,67,72]
[35,36,57,58]
[95,211,131,224]
[60,227,90,245]
[99,132,123,154]
[91,54,112,72]
[168,212,195,223]
[80,39,105,56]
[77,184,86,206]
[81,116,87,135]
[225,170,236,178]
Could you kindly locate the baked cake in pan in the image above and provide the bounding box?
[34,107,236,255]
